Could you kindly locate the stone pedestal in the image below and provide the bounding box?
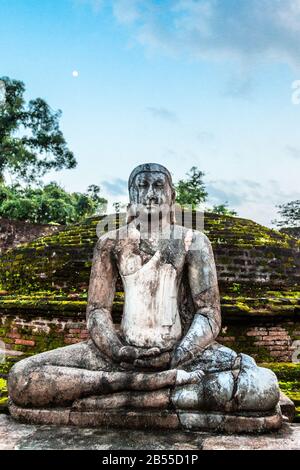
[9,401,283,434]
[2,415,300,451]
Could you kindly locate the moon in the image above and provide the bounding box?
[72,70,79,78]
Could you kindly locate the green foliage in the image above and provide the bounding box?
[209,202,238,217]
[0,76,76,183]
[175,167,208,209]
[0,182,107,224]
[230,283,241,294]
[274,200,300,228]
[261,362,300,381]
[0,378,8,411]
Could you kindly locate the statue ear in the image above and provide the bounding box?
[170,189,177,224]
[126,202,137,224]
[172,188,176,203]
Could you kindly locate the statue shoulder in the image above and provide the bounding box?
[190,229,212,248]
[173,225,212,251]
[94,229,118,251]
[183,228,214,258]
[95,224,132,251]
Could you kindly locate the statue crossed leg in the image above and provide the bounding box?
[9,339,279,414]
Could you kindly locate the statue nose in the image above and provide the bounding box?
[146,188,156,201]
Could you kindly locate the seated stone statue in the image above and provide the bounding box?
[8,163,282,432]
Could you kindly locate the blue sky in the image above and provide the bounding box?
[1,0,300,226]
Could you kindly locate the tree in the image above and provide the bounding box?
[209,202,238,217]
[0,182,107,225]
[175,167,208,210]
[0,77,76,183]
[273,200,300,227]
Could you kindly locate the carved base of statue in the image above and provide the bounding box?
[8,340,283,433]
[9,404,282,433]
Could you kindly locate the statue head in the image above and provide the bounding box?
[127,163,176,224]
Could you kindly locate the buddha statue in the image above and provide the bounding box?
[8,163,282,432]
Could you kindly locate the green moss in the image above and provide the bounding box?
[261,362,300,381]
[0,212,299,297]
[33,333,65,353]
[267,291,300,299]
[295,407,300,423]
[235,302,251,313]
[279,381,300,392]
[0,378,7,392]
[219,326,272,362]
[260,362,300,421]
[0,297,87,313]
[284,392,300,406]
[0,357,18,376]
[0,378,8,413]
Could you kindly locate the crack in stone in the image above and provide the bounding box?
[230,355,242,408]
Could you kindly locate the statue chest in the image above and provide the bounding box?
[119,251,182,350]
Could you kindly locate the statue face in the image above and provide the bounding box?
[130,171,174,218]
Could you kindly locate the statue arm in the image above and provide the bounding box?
[172,232,221,367]
[86,235,123,361]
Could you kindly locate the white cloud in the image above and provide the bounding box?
[223,77,255,99]
[101,178,128,196]
[286,145,300,159]
[206,178,300,226]
[76,0,103,13]
[112,0,141,24]
[103,0,300,67]
[146,106,178,122]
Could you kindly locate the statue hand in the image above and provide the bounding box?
[137,347,161,359]
[170,346,193,368]
[117,346,139,363]
[134,351,171,370]
[117,346,162,363]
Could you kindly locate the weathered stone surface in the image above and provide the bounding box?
[178,407,282,433]
[73,390,171,411]
[9,403,181,430]
[69,410,180,430]
[0,217,61,254]
[202,423,300,450]
[7,164,283,432]
[279,392,295,423]
[9,402,283,433]
[0,415,299,450]
[9,403,71,426]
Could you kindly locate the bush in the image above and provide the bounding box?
[0,182,107,224]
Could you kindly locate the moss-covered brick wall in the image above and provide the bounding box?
[0,217,62,254]
[0,212,299,295]
[0,301,299,362]
[262,363,300,422]
[0,211,299,361]
[281,227,300,240]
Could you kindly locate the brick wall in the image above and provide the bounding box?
[1,311,299,363]
[0,218,62,254]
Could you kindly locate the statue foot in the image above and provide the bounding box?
[176,369,204,386]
